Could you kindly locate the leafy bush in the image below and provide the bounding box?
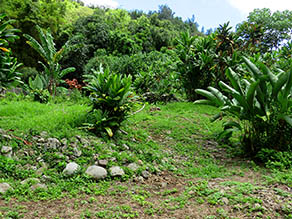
[0,13,22,92]
[175,32,216,101]
[195,57,292,156]
[28,74,50,103]
[85,50,180,103]
[84,66,133,137]
[256,148,292,170]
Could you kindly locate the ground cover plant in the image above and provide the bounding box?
[1,98,292,218]
[1,2,292,218]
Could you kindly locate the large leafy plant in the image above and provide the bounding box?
[195,57,292,155]
[175,32,216,101]
[28,74,50,103]
[24,25,75,95]
[0,13,22,92]
[84,66,133,137]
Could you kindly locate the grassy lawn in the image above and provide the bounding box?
[0,99,292,218]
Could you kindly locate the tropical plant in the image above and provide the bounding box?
[236,8,292,53]
[24,25,75,95]
[84,66,133,137]
[28,74,50,103]
[175,31,216,101]
[195,57,292,155]
[0,13,22,92]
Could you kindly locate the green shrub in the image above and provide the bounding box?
[0,13,22,92]
[28,74,50,103]
[195,57,292,156]
[85,50,180,103]
[175,32,216,101]
[84,66,133,137]
[256,148,292,170]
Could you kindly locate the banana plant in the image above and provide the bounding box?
[195,57,292,154]
[24,26,75,95]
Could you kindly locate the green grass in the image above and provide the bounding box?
[1,98,292,218]
[0,100,90,138]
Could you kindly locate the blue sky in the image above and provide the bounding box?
[82,0,292,30]
[117,0,244,30]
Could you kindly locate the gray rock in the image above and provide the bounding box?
[40,131,48,137]
[1,146,12,158]
[21,178,40,185]
[222,197,229,205]
[30,183,47,191]
[2,134,12,140]
[73,147,82,157]
[127,163,139,172]
[85,165,107,180]
[122,144,130,150]
[0,128,5,135]
[45,138,60,150]
[98,160,108,167]
[37,137,46,143]
[141,171,150,179]
[109,166,125,177]
[63,162,80,175]
[0,183,12,194]
[41,175,53,182]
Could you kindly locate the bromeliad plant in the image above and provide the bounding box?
[24,26,75,95]
[0,13,22,92]
[84,66,133,137]
[195,57,292,155]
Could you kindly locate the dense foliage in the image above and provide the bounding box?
[195,57,292,158]
[1,1,292,165]
[0,13,22,92]
[84,66,133,137]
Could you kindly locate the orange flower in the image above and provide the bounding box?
[0,47,10,52]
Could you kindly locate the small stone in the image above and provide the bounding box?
[222,197,229,205]
[40,131,48,137]
[21,178,40,185]
[1,146,12,158]
[161,182,167,188]
[109,157,117,162]
[137,160,143,165]
[45,138,60,150]
[141,171,150,179]
[41,175,52,182]
[122,144,130,150]
[36,166,47,176]
[80,138,90,146]
[2,134,12,140]
[109,166,125,177]
[127,163,139,172]
[0,183,12,194]
[38,137,46,143]
[0,128,5,134]
[30,183,47,191]
[63,162,80,176]
[98,160,108,167]
[137,176,144,183]
[85,165,107,180]
[73,147,82,157]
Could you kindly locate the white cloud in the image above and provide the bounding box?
[82,0,119,9]
[227,0,292,15]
